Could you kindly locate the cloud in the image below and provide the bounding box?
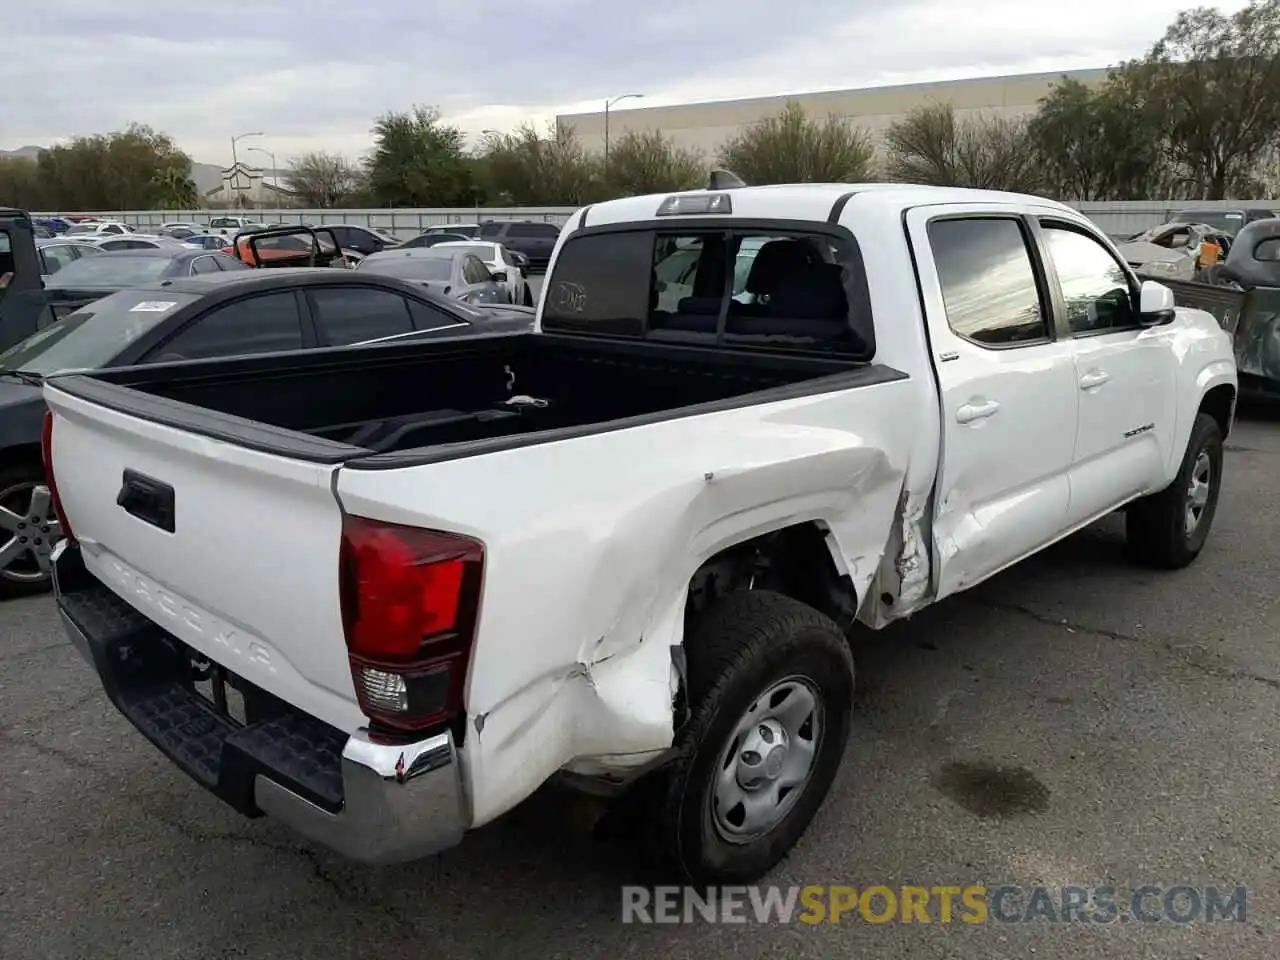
[2,0,1253,164]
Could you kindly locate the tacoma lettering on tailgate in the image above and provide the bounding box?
[104,556,275,672]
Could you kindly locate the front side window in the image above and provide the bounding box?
[148,292,305,361]
[1040,223,1136,335]
[928,218,1049,346]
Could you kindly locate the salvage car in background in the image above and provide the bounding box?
[1171,207,1275,236]
[224,225,355,268]
[1140,216,1280,400]
[355,246,517,303]
[430,240,534,305]
[41,248,251,318]
[321,224,403,257]
[399,231,474,249]
[477,219,562,271]
[1115,222,1234,281]
[0,268,532,596]
[36,238,103,277]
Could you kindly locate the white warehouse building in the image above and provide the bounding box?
[559,68,1110,161]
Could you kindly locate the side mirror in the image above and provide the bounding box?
[490,268,507,282]
[1138,280,1176,326]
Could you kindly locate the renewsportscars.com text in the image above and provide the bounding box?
[621,885,1248,925]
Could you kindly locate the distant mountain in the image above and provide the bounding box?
[1,146,238,199]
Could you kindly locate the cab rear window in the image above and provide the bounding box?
[541,226,873,358]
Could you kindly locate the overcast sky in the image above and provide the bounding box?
[4,0,1251,165]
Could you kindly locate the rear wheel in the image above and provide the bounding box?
[0,461,61,599]
[650,590,855,883]
[522,284,534,307]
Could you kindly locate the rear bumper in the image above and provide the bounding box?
[53,542,467,865]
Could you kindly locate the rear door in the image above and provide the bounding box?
[906,205,1079,597]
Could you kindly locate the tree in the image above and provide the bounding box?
[717,101,875,184]
[366,105,479,207]
[151,167,198,209]
[883,102,1041,192]
[284,151,365,207]
[35,124,194,210]
[604,130,705,195]
[1123,0,1280,199]
[0,156,46,209]
[478,122,603,205]
[1028,76,1171,200]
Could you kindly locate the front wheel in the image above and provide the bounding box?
[650,590,854,884]
[0,461,62,599]
[1126,412,1224,569]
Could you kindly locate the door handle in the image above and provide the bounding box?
[1079,370,1111,390]
[956,399,1001,424]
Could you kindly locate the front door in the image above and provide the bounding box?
[906,207,1080,598]
[1034,218,1178,522]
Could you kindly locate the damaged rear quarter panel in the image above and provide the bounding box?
[335,376,920,827]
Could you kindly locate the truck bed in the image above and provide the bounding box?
[47,331,896,466]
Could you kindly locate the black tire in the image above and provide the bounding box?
[522,285,534,307]
[0,460,59,600]
[650,589,855,884]
[1126,412,1224,569]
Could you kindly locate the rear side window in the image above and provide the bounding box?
[478,222,505,239]
[542,227,872,357]
[308,287,414,345]
[927,218,1049,346]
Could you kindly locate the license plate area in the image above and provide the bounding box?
[186,651,248,725]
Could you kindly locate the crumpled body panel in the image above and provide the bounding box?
[336,373,923,826]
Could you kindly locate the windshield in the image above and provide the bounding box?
[65,224,99,235]
[45,255,175,287]
[1174,211,1245,233]
[358,256,453,280]
[0,289,201,375]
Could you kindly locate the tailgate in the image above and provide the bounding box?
[45,384,363,733]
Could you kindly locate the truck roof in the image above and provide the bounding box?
[579,182,1079,229]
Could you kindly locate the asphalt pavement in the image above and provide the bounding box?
[2,410,1278,960]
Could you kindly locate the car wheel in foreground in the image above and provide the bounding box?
[0,462,61,598]
[651,589,855,884]
[1126,412,1224,569]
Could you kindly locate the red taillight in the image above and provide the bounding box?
[339,515,483,732]
[40,411,75,545]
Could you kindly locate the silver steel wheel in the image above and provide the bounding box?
[1184,449,1213,537]
[0,482,61,583]
[710,676,823,844]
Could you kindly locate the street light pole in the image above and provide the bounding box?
[603,93,644,183]
[230,131,264,208]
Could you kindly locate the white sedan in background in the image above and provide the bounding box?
[430,241,533,305]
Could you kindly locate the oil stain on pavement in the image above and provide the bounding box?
[932,760,1051,818]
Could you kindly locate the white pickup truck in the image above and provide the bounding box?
[43,181,1237,884]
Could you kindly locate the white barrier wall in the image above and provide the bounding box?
[30,198,1279,238]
